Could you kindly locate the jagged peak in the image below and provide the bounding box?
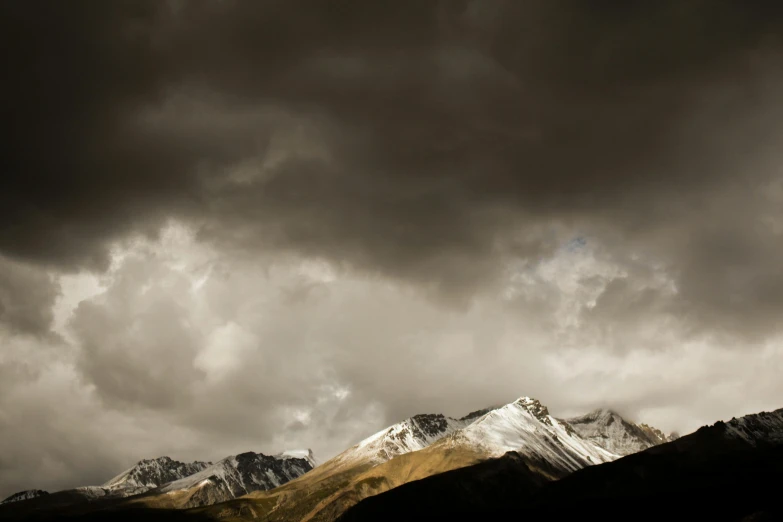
[137,455,172,465]
[514,396,545,408]
[512,397,552,424]
[242,450,270,458]
[410,412,448,422]
[131,455,209,468]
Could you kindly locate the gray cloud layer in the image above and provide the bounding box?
[2,0,783,498]
[4,1,783,332]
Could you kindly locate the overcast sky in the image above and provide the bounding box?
[2,0,783,499]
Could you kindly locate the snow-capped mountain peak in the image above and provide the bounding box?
[565,408,677,456]
[513,397,553,425]
[451,398,618,472]
[102,456,211,495]
[160,450,314,507]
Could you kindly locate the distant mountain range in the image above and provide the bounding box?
[3,396,777,522]
[0,450,315,518]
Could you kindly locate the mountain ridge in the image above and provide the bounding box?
[153,450,315,508]
[0,396,676,521]
[338,406,783,522]
[199,396,646,522]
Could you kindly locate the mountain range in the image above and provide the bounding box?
[338,408,783,522]
[3,396,778,522]
[0,450,315,519]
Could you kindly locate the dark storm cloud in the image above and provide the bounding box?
[3,1,783,329]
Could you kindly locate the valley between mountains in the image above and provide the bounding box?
[2,396,779,522]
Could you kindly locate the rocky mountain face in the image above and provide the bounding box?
[0,490,49,504]
[339,407,783,522]
[102,456,211,496]
[566,408,678,456]
[158,450,315,507]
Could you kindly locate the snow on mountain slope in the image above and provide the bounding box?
[449,397,618,472]
[160,450,314,507]
[102,456,211,496]
[566,409,677,456]
[0,490,48,505]
[328,413,470,470]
